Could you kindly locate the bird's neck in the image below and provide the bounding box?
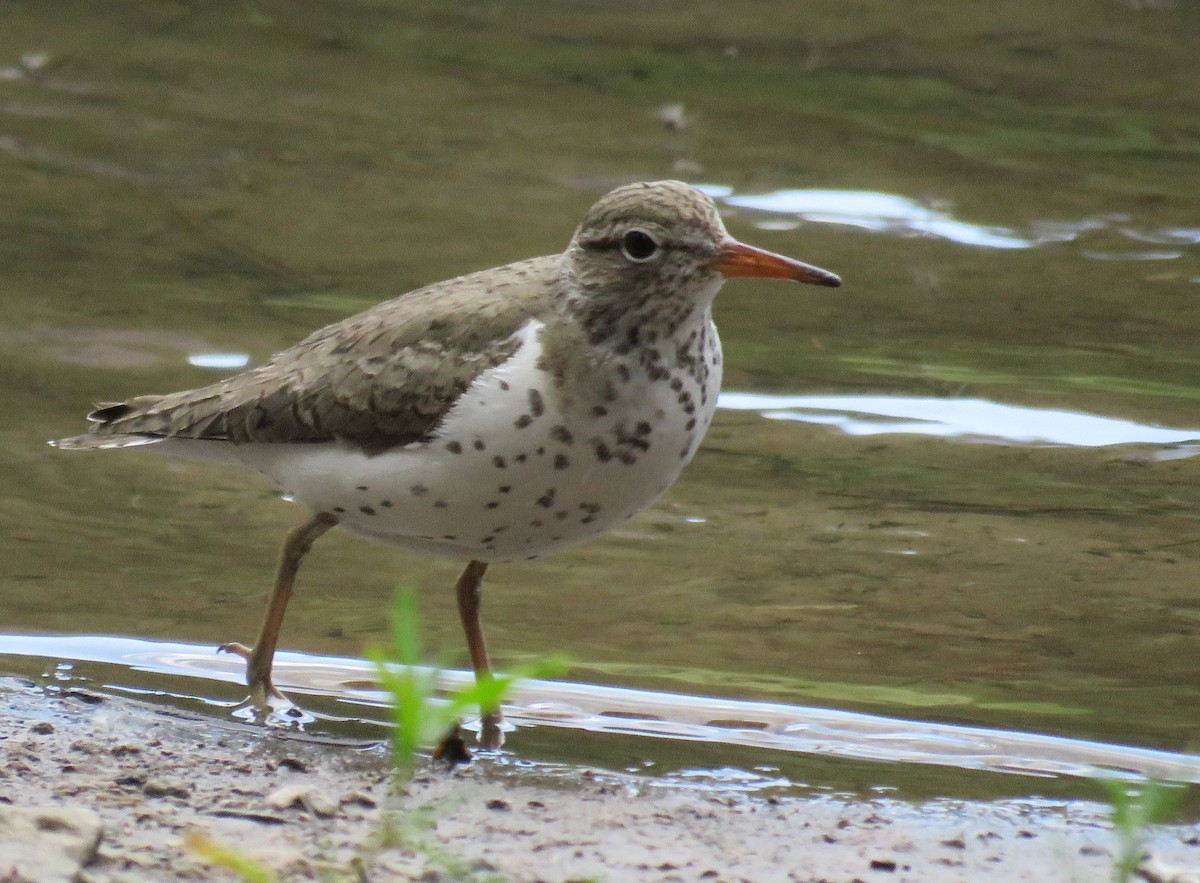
[562,275,722,351]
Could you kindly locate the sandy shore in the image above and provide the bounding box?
[1,677,1198,882]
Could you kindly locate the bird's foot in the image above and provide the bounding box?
[218,642,313,726]
[432,712,505,767]
[477,710,506,751]
[432,723,472,768]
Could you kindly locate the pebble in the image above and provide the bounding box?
[142,779,191,800]
[267,784,338,818]
[0,804,102,883]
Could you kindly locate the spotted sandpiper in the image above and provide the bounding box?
[54,180,840,747]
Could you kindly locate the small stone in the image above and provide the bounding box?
[869,858,898,872]
[30,722,54,735]
[1137,855,1200,883]
[0,804,102,882]
[142,779,190,800]
[341,790,377,809]
[485,798,511,812]
[266,784,338,818]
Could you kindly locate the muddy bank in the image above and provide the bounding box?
[1,678,1198,882]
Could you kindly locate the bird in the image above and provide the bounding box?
[54,180,841,748]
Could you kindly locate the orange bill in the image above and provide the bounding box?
[715,240,841,287]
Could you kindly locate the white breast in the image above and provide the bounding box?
[236,316,722,563]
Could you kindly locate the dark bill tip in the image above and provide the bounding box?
[715,240,841,287]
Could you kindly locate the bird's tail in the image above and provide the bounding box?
[50,433,165,452]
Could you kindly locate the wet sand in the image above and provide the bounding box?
[2,678,1198,882]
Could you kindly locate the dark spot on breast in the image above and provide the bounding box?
[360,506,376,516]
[591,405,608,418]
[550,425,574,444]
[617,451,637,465]
[356,485,368,492]
[528,389,545,417]
[515,453,528,463]
[555,510,569,520]
[333,506,346,514]
[446,441,462,454]
[635,422,652,435]
[536,446,545,456]
[486,501,500,509]
[410,484,428,497]
[536,488,556,508]
[434,500,449,509]
[441,534,458,540]
[669,378,683,392]
[579,502,602,514]
[529,519,544,528]
[493,455,507,468]
[498,485,512,493]
[499,380,510,391]
[581,515,596,524]
[481,535,496,544]
[592,440,612,462]
[514,414,532,429]
[381,500,393,508]
[685,417,697,431]
[554,453,570,470]
[473,439,486,451]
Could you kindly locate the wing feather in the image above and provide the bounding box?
[68,256,562,454]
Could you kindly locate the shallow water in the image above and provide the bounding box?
[2,2,1199,802]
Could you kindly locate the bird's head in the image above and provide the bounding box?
[567,180,840,314]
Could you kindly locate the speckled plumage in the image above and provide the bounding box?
[55,180,840,739]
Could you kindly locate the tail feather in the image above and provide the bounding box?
[56,393,197,452]
[50,433,165,452]
[86,401,140,424]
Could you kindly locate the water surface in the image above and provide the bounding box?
[1,1,1198,800]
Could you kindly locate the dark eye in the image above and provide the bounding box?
[621,229,659,262]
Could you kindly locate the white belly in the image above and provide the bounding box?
[235,318,722,563]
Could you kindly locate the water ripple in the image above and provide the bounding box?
[702,184,1200,257]
[2,634,1199,785]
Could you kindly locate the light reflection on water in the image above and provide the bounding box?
[3,634,1199,786]
[187,352,251,369]
[700,185,1200,257]
[718,392,1200,449]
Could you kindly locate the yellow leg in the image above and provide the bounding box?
[455,560,504,748]
[220,512,337,715]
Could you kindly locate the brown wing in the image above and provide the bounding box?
[79,256,563,454]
